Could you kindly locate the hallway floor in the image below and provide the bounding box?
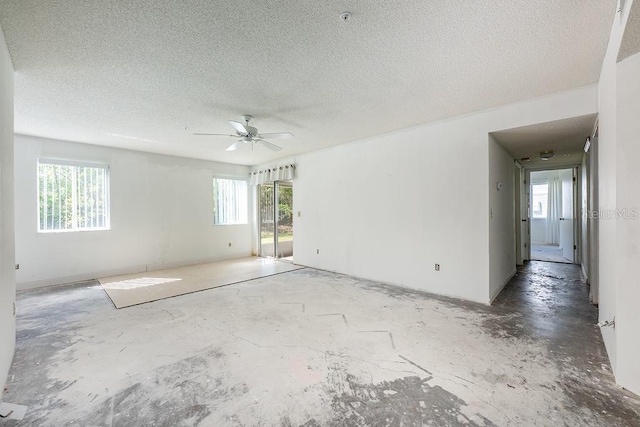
[531,244,572,263]
[2,262,639,425]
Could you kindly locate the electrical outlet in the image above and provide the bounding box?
[228,242,232,247]
[15,264,19,270]
[298,211,301,217]
[435,264,440,271]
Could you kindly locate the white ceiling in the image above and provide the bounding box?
[530,169,562,181]
[491,114,597,169]
[619,0,640,62]
[0,0,616,166]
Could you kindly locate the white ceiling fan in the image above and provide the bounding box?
[194,114,293,152]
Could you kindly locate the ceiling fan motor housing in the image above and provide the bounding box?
[243,126,258,137]
[194,114,288,151]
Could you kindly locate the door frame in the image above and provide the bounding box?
[521,164,582,264]
[572,166,580,263]
[586,135,599,304]
[514,161,527,264]
[257,180,293,260]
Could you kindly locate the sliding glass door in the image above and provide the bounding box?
[276,182,293,260]
[258,181,293,260]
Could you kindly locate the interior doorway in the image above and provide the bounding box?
[529,168,577,264]
[259,181,294,261]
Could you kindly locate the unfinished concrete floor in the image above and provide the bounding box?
[3,261,640,426]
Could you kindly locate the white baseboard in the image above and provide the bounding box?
[490,269,517,303]
[16,265,146,290]
[581,263,589,283]
[146,252,250,272]
[16,252,254,291]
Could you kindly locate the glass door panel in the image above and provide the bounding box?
[259,183,274,258]
[276,181,293,260]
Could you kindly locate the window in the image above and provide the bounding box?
[213,178,248,225]
[531,182,548,219]
[38,160,110,232]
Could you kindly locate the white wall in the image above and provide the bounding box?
[580,153,588,279]
[596,0,640,395]
[488,136,516,301]
[290,85,597,304]
[596,0,632,379]
[15,135,252,288]
[0,25,16,397]
[530,219,546,244]
[615,50,640,394]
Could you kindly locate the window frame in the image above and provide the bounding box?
[212,176,249,226]
[37,158,111,233]
[531,180,549,219]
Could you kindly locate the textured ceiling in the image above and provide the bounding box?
[618,0,640,62]
[491,114,597,169]
[0,0,616,165]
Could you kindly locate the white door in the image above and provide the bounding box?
[514,164,523,264]
[559,169,574,262]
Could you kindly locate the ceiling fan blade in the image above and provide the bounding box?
[226,140,245,151]
[228,120,248,135]
[193,133,236,137]
[256,139,283,152]
[257,132,294,139]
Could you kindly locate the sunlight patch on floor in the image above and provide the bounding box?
[102,277,182,290]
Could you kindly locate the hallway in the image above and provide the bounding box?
[2,262,639,425]
[530,244,573,264]
[492,261,638,421]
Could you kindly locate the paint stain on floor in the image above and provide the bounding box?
[325,375,494,426]
[3,262,640,426]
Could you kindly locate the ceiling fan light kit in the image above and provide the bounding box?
[194,114,293,152]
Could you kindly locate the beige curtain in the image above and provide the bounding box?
[249,164,295,185]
